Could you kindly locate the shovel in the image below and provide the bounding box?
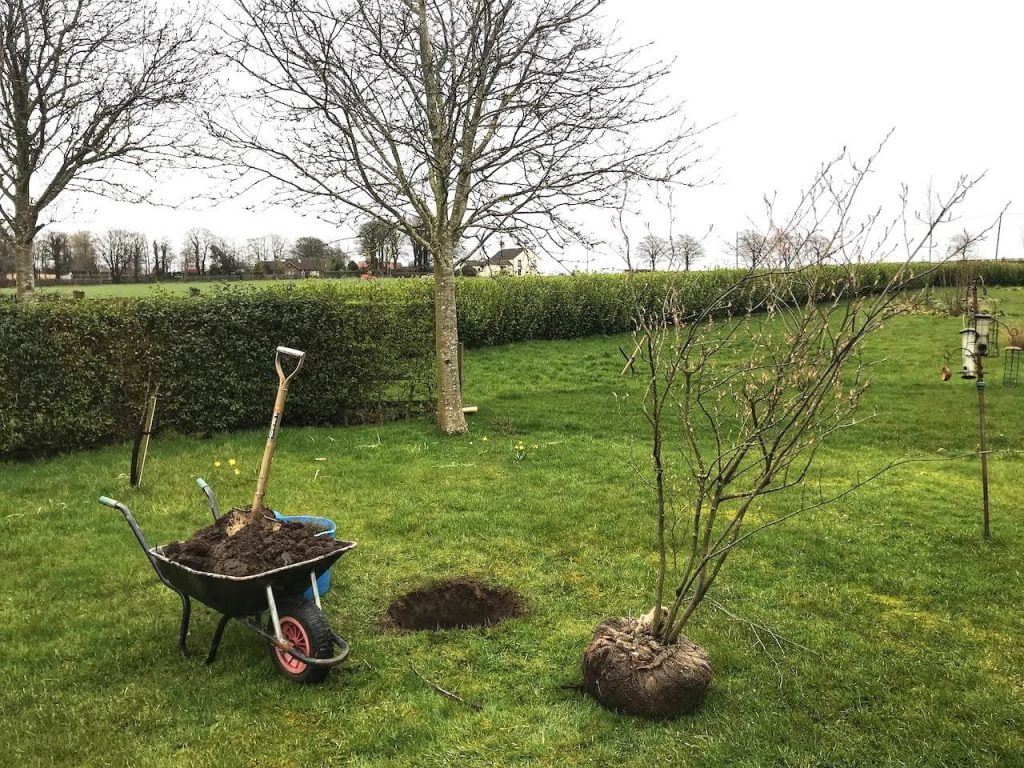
[228,346,306,534]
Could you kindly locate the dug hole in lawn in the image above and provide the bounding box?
[386,578,524,630]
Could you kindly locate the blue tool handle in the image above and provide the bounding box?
[98,495,119,509]
[196,478,210,491]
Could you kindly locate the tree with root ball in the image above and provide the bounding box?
[581,143,988,718]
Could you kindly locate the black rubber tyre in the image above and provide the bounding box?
[266,600,333,684]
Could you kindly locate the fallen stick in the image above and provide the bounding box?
[410,663,482,711]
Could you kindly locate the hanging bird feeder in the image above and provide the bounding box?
[960,327,978,379]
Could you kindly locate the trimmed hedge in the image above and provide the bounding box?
[0,282,434,457]
[3,260,1023,457]
[456,261,1024,347]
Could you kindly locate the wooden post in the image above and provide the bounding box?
[995,211,1003,260]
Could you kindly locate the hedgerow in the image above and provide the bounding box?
[2,261,1021,456]
[0,282,434,457]
[456,261,1024,347]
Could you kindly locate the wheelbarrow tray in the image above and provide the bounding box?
[149,541,357,617]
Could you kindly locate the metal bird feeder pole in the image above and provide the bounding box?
[959,280,991,539]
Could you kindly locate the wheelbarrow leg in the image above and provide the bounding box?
[177,591,191,658]
[205,614,232,665]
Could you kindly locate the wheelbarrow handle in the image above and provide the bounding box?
[196,478,220,522]
[98,496,153,552]
[96,495,173,587]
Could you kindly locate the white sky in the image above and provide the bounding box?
[54,0,1023,272]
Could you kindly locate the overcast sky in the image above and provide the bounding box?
[56,0,1022,272]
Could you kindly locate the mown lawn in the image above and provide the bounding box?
[3,289,1024,767]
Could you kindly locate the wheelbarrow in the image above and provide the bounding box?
[97,495,357,683]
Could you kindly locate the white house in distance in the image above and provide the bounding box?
[465,246,540,277]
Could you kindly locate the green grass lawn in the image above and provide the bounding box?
[3,290,1024,767]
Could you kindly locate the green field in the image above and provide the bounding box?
[3,290,1024,766]
[0,278,365,297]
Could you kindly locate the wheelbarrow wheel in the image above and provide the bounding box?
[267,600,332,684]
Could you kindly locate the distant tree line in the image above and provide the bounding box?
[2,218,440,283]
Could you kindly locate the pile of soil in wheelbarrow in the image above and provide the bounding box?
[387,577,524,630]
[163,508,345,577]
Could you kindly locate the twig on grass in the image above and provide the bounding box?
[410,663,482,711]
[708,597,819,690]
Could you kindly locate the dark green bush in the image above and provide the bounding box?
[0,282,434,457]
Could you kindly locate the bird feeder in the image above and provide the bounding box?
[960,327,978,379]
[974,312,993,357]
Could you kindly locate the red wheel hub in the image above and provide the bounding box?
[274,616,311,674]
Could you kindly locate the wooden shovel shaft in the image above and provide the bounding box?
[252,380,290,516]
[250,347,306,518]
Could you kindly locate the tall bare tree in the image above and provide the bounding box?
[215,0,701,433]
[671,234,705,271]
[358,218,400,275]
[151,237,173,277]
[38,230,70,278]
[68,230,96,273]
[0,236,12,279]
[733,229,769,268]
[0,0,207,299]
[948,229,979,260]
[98,229,145,283]
[636,234,669,272]
[182,228,216,275]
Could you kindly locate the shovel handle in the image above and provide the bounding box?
[274,346,305,385]
[252,347,306,516]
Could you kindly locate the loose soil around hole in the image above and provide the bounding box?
[163,508,345,577]
[387,578,524,630]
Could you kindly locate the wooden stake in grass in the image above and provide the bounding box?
[129,386,159,489]
[227,346,306,534]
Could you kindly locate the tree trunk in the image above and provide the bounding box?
[13,199,36,299]
[14,238,35,299]
[433,240,467,435]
